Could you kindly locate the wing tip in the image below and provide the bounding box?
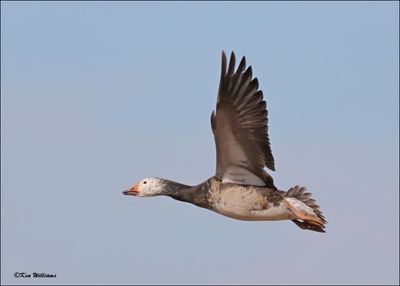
[222,50,227,60]
[221,50,250,77]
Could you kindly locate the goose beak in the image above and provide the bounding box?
[123,184,139,196]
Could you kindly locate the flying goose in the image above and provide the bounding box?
[123,52,326,232]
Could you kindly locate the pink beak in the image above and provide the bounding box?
[122,184,139,196]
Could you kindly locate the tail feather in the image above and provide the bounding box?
[285,185,327,233]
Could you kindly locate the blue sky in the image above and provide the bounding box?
[1,1,399,284]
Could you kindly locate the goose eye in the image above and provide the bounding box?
[143,181,147,184]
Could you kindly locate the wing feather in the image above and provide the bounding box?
[211,51,275,187]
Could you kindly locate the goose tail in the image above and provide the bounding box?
[283,185,327,233]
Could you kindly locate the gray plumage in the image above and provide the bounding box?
[211,52,275,188]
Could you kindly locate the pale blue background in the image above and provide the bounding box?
[1,2,399,285]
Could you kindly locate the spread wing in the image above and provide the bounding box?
[211,51,275,188]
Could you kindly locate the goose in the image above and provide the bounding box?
[123,51,326,232]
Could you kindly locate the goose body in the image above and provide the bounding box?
[123,52,327,232]
[201,177,289,221]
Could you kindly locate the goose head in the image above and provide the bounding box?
[123,177,164,197]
